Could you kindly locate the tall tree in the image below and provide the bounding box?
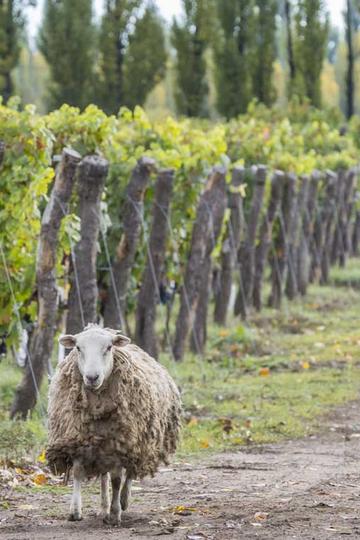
[284,0,296,98]
[252,0,277,106]
[98,0,140,114]
[345,0,355,119]
[294,0,329,107]
[214,0,254,118]
[0,0,24,101]
[123,4,167,109]
[172,0,211,117]
[39,0,95,109]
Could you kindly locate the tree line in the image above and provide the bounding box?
[0,1,360,118]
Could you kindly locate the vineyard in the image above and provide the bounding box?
[1,99,360,419]
[3,99,360,537]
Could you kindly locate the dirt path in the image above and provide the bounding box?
[2,402,360,539]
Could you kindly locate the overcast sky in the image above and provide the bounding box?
[27,0,345,41]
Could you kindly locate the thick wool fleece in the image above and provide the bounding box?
[46,343,181,479]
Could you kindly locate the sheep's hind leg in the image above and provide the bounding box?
[100,473,110,518]
[69,460,84,521]
[103,469,122,526]
[120,473,132,511]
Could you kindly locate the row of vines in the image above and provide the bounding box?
[1,98,360,417]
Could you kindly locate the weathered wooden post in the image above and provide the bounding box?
[135,169,174,358]
[253,170,284,311]
[352,208,360,256]
[66,155,108,335]
[191,168,228,352]
[286,174,309,300]
[330,169,346,266]
[104,157,155,332]
[339,169,356,266]
[10,148,81,419]
[298,171,320,295]
[173,166,227,361]
[268,173,297,309]
[234,165,267,318]
[214,166,245,324]
[320,171,337,284]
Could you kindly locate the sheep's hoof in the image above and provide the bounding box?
[103,513,121,527]
[68,512,83,521]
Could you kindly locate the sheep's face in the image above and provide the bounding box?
[59,328,130,390]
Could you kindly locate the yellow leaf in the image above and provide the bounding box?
[33,473,47,485]
[218,329,230,338]
[302,361,310,370]
[200,439,210,449]
[259,367,270,377]
[37,450,46,463]
[187,416,198,427]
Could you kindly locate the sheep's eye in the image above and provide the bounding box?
[106,345,112,352]
[76,346,80,353]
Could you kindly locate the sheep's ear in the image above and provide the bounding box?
[112,332,131,347]
[59,334,76,348]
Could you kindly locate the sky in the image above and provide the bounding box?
[27,0,345,41]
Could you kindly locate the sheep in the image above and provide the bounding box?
[46,324,182,526]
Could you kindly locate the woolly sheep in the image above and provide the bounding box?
[46,324,182,526]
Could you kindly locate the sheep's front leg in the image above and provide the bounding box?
[69,460,84,521]
[103,469,122,526]
[100,473,110,518]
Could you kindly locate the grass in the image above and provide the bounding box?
[1,259,360,464]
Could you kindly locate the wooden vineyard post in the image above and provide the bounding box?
[298,171,320,295]
[253,170,284,311]
[190,257,212,354]
[190,168,228,353]
[134,169,174,358]
[10,148,81,419]
[234,165,267,319]
[339,169,356,266]
[352,210,360,256]
[320,171,337,284]
[330,169,346,266]
[286,174,309,300]
[214,166,245,325]
[66,155,109,335]
[173,166,227,361]
[103,157,155,332]
[268,173,297,309]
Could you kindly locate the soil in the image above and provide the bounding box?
[1,402,360,540]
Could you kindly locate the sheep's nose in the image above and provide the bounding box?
[86,374,99,386]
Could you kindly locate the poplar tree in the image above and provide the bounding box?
[123,4,167,109]
[97,0,141,114]
[172,0,210,117]
[294,0,329,107]
[252,0,277,106]
[0,0,24,101]
[214,0,255,118]
[39,0,95,109]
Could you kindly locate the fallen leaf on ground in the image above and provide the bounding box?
[33,473,47,485]
[254,511,269,521]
